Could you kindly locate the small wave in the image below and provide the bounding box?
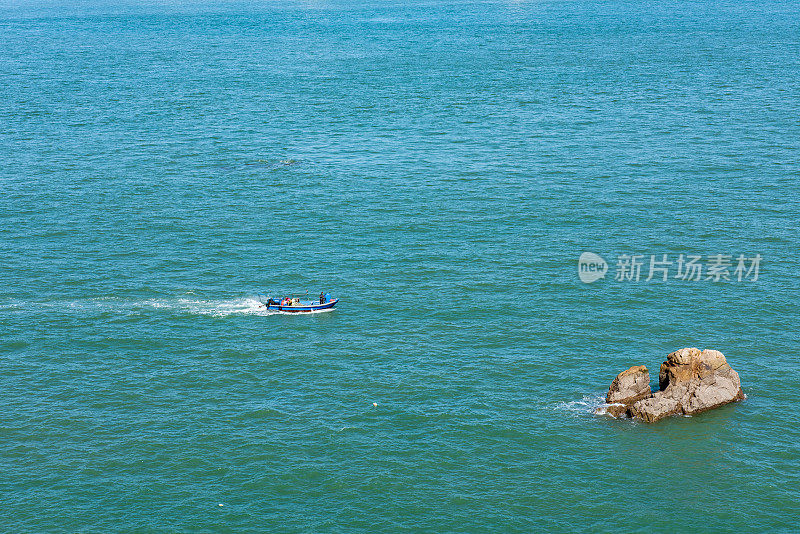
[236,407,287,420]
[593,402,625,417]
[249,158,300,170]
[363,16,402,23]
[327,425,358,433]
[555,394,606,416]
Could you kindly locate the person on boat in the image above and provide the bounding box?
[319,292,325,304]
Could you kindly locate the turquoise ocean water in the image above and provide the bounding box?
[2,0,799,531]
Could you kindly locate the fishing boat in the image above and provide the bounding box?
[260,293,338,313]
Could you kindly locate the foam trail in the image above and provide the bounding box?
[139,297,276,317]
[175,297,338,317]
[555,394,606,416]
[4,296,337,317]
[139,297,338,317]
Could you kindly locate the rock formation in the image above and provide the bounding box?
[603,365,651,417]
[597,348,744,422]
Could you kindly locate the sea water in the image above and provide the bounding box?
[1,0,799,531]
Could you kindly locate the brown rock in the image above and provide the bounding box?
[629,395,681,423]
[642,348,743,422]
[603,403,631,418]
[595,365,652,418]
[599,348,744,423]
[606,365,651,404]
